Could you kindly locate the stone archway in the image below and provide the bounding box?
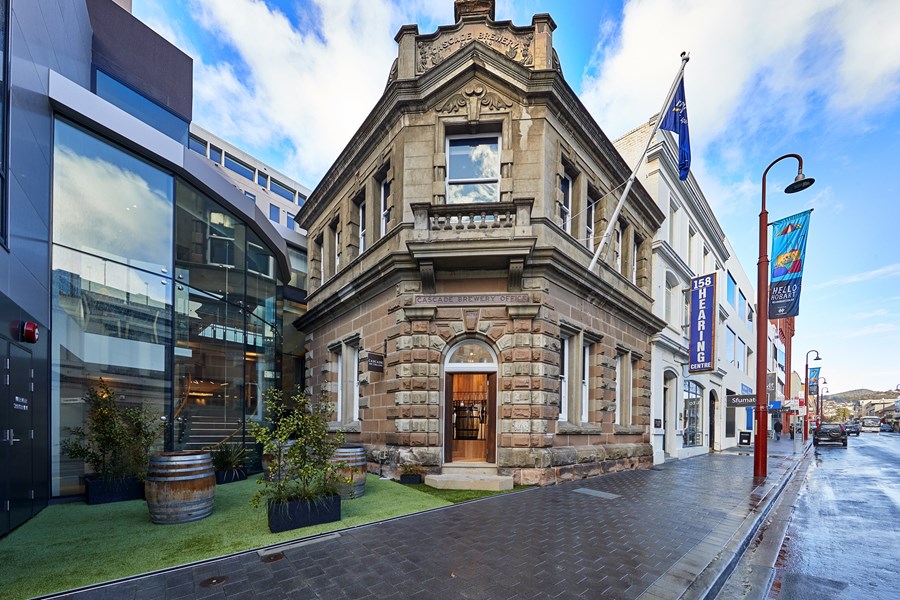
[443,340,498,464]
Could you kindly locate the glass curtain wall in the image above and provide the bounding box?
[51,118,281,496]
[51,119,174,495]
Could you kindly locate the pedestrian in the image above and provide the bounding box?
[789,423,794,440]
[774,419,783,441]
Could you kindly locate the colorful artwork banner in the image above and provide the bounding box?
[769,210,813,318]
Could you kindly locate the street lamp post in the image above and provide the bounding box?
[804,349,821,442]
[818,378,827,424]
[755,154,815,479]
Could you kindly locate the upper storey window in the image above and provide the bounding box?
[446,136,499,204]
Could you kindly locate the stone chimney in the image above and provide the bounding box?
[454,0,495,22]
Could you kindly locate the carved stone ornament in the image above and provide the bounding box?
[416,24,535,75]
[437,84,512,121]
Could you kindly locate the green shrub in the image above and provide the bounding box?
[248,388,345,505]
[61,380,160,481]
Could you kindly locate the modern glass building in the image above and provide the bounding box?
[51,118,284,495]
[1,0,296,528]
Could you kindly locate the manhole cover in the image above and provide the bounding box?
[261,552,285,563]
[199,576,229,588]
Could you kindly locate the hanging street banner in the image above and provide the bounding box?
[808,366,820,396]
[688,273,717,372]
[769,210,812,318]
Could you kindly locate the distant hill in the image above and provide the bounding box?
[825,388,899,403]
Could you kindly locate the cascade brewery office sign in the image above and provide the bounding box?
[367,353,384,373]
[415,294,529,305]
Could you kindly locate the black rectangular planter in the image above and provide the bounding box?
[399,474,423,484]
[84,476,144,505]
[267,495,341,533]
[215,468,248,485]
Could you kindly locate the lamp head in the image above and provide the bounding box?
[786,172,815,194]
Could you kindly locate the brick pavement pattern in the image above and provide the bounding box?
[50,451,799,600]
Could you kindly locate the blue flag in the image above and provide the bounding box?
[660,77,691,181]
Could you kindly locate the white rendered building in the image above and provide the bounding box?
[615,119,758,463]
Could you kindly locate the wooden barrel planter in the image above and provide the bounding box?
[330,447,367,500]
[145,451,216,524]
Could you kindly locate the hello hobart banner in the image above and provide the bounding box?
[769,209,812,318]
[689,273,717,372]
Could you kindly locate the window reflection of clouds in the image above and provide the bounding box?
[448,138,499,180]
[447,183,498,204]
[53,121,173,274]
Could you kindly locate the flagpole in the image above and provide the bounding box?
[588,51,691,272]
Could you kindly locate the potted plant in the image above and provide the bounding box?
[248,388,346,533]
[61,380,160,504]
[398,463,426,485]
[210,443,248,484]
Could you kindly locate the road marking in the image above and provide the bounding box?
[574,488,620,499]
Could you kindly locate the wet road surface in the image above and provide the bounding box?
[769,431,900,599]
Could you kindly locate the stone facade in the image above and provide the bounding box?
[295,0,664,485]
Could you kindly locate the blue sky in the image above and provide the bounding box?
[134,0,900,394]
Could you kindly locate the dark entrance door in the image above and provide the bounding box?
[708,394,716,451]
[444,373,496,463]
[2,342,34,536]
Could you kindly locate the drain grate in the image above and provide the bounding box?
[199,576,229,588]
[573,488,620,500]
[261,552,285,563]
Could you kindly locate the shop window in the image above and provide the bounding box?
[683,380,703,447]
[379,174,391,238]
[615,350,634,426]
[355,191,367,254]
[558,334,570,422]
[585,192,598,249]
[331,338,360,426]
[559,172,572,234]
[446,135,500,204]
[581,343,591,423]
[224,152,254,181]
[271,178,296,203]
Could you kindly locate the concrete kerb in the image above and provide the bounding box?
[682,443,812,600]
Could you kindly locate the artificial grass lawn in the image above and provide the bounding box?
[0,475,452,600]
[405,483,531,504]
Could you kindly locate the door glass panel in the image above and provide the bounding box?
[51,246,171,495]
[450,373,489,462]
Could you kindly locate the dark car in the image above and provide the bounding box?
[880,423,893,433]
[844,422,861,436]
[813,423,847,447]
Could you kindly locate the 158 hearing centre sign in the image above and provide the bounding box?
[689,273,717,372]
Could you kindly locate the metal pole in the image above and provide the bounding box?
[755,153,806,479]
[588,52,690,272]
[804,355,809,443]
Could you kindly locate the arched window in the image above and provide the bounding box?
[445,340,497,371]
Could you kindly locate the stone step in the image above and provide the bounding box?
[424,473,514,492]
[438,462,499,476]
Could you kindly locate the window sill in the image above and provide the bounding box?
[557,422,605,435]
[329,421,361,433]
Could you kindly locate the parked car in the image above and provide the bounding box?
[880,423,893,433]
[813,423,847,447]
[844,422,861,436]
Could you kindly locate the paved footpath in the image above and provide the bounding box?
[46,440,808,600]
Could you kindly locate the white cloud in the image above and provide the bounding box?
[812,263,900,289]
[578,0,900,165]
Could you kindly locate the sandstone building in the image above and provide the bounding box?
[295,0,665,486]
